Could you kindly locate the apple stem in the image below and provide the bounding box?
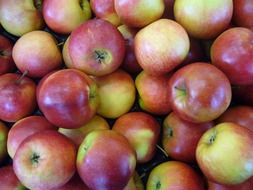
[30,152,40,165]
[155,181,161,190]
[156,144,168,157]
[57,41,65,47]
[94,50,107,64]
[208,130,217,145]
[15,70,28,85]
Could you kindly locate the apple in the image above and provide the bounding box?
[0,121,8,163]
[112,112,161,163]
[77,130,136,190]
[135,71,171,115]
[134,19,190,76]
[174,0,233,39]
[146,161,205,190]
[232,84,253,106]
[114,0,165,28]
[208,179,253,190]
[37,69,99,129]
[0,35,15,75]
[123,171,144,190]
[162,111,213,163]
[233,0,253,29]
[0,73,36,122]
[12,30,62,78]
[162,0,175,19]
[13,130,76,190]
[92,69,136,119]
[7,115,57,158]
[0,165,27,190]
[59,115,110,146]
[168,62,232,123]
[43,0,92,34]
[216,105,253,132]
[0,0,44,36]
[69,18,126,76]
[196,122,253,185]
[211,27,253,85]
[90,0,121,26]
[62,37,74,68]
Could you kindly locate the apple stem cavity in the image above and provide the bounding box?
[174,86,187,97]
[94,50,108,64]
[30,152,40,165]
[79,0,84,10]
[155,181,161,190]
[34,0,42,10]
[15,70,28,85]
[208,130,217,145]
[156,144,169,157]
[0,50,4,56]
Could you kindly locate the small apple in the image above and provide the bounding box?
[233,0,253,29]
[0,121,8,163]
[208,179,253,190]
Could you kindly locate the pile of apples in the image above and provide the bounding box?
[0,0,253,189]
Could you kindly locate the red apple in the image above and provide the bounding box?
[211,27,253,85]
[69,18,125,76]
[114,0,165,28]
[0,73,36,122]
[233,0,253,29]
[135,71,171,115]
[162,112,213,163]
[208,179,253,190]
[146,161,205,190]
[0,35,15,75]
[43,0,92,34]
[174,0,233,39]
[37,69,99,129]
[168,62,232,123]
[112,112,161,163]
[134,19,190,76]
[77,130,136,190]
[196,122,253,185]
[7,115,57,158]
[0,121,8,163]
[0,0,44,36]
[13,130,76,190]
[12,30,62,78]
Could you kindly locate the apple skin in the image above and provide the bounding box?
[146,161,205,190]
[0,0,44,36]
[0,35,15,75]
[93,69,136,119]
[62,37,74,68]
[135,71,171,115]
[58,115,110,146]
[168,62,232,123]
[12,30,62,78]
[7,115,57,158]
[216,106,253,132]
[112,112,161,163]
[37,69,98,129]
[211,27,253,85]
[233,0,253,29]
[208,179,253,190]
[0,121,8,163]
[90,0,121,26]
[0,165,27,190]
[69,18,126,76]
[0,73,36,122]
[196,122,253,185]
[77,130,136,190]
[43,0,92,34]
[162,112,213,163]
[13,130,77,190]
[134,19,190,76]
[114,0,165,28]
[174,0,233,39]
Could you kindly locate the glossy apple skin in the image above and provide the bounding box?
[93,69,136,119]
[135,71,171,115]
[13,31,62,78]
[0,35,15,75]
[134,19,189,76]
[0,165,27,190]
[0,0,44,36]
[211,27,253,85]
[0,121,8,163]
[216,106,253,132]
[174,0,233,39]
[162,112,213,163]
[69,19,125,76]
[43,0,92,34]
[13,130,76,190]
[7,115,57,158]
[112,112,160,163]
[232,84,253,106]
[168,62,232,123]
[146,161,205,190]
[62,37,74,68]
[233,0,253,29]
[77,130,136,190]
[208,179,253,190]
[59,115,110,146]
[90,0,121,26]
[0,73,36,122]
[37,69,99,129]
[114,0,165,28]
[196,122,253,185]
